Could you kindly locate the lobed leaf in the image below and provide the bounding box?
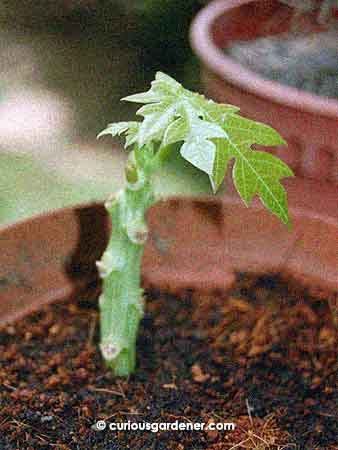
[223,115,287,147]
[231,146,293,224]
[210,139,233,193]
[97,121,140,149]
[99,72,293,225]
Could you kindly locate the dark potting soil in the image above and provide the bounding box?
[226,28,338,99]
[0,274,337,450]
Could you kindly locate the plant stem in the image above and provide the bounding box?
[97,149,156,376]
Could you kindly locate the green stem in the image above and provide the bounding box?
[97,149,156,376]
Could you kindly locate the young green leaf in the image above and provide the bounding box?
[211,139,233,193]
[100,72,293,224]
[232,147,293,224]
[223,115,286,147]
[97,121,139,148]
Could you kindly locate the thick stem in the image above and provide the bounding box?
[97,155,156,376]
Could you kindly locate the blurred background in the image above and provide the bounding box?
[0,0,207,226]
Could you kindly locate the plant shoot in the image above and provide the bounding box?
[97,72,293,376]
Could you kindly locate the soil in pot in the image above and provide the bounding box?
[226,26,338,99]
[0,274,337,450]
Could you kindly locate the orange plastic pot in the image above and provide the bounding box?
[1,185,337,327]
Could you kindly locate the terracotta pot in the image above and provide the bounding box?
[190,0,338,192]
[1,191,337,327]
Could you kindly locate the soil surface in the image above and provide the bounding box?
[0,274,337,450]
[227,28,338,99]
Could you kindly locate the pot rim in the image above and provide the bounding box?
[1,189,336,233]
[190,0,338,119]
[0,190,337,327]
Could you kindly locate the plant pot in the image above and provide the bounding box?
[0,198,337,449]
[1,192,337,327]
[190,0,338,200]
